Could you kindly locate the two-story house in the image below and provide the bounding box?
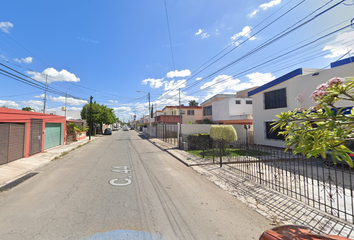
[199,90,256,125]
[249,56,354,148]
[156,106,202,124]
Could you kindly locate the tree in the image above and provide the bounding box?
[210,125,237,167]
[22,107,34,111]
[188,100,199,106]
[272,77,354,167]
[81,101,117,133]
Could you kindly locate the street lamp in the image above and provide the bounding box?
[244,124,251,149]
[137,90,151,139]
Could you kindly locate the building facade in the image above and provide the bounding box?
[0,108,67,165]
[249,56,354,148]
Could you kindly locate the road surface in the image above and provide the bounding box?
[0,130,271,239]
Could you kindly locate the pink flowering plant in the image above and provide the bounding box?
[271,77,354,167]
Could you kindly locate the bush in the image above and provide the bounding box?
[187,133,213,158]
[210,125,237,142]
[188,133,212,150]
[210,125,237,167]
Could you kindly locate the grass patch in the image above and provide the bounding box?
[187,148,270,158]
[51,140,91,161]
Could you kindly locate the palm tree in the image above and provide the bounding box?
[188,100,199,106]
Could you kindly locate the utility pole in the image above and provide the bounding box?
[89,96,93,140]
[179,88,182,149]
[149,92,151,138]
[43,75,48,113]
[65,92,67,118]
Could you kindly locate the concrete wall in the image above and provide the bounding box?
[212,98,253,121]
[180,124,253,142]
[252,61,354,148]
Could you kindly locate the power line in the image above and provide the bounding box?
[157,0,347,102]
[163,0,176,73]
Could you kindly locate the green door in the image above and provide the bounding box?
[44,123,62,150]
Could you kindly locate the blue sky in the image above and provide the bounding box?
[0,0,353,122]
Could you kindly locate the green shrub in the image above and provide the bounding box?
[210,125,237,142]
[210,125,237,167]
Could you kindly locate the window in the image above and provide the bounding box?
[235,100,241,104]
[246,100,252,104]
[264,88,287,109]
[265,122,284,140]
[187,110,194,115]
[203,106,212,116]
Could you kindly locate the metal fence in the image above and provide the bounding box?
[211,142,354,224]
[156,123,178,146]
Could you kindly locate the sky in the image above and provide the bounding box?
[0,0,354,122]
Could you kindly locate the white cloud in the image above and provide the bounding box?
[20,100,43,110]
[260,0,282,10]
[0,100,19,108]
[113,107,131,112]
[14,56,33,64]
[0,22,13,33]
[247,0,281,18]
[34,94,45,98]
[166,69,191,78]
[157,89,197,106]
[164,79,186,91]
[215,29,220,36]
[200,74,241,93]
[196,77,202,81]
[231,26,255,41]
[195,29,210,39]
[246,72,275,86]
[49,96,87,105]
[67,107,82,111]
[27,67,80,83]
[323,31,354,58]
[109,100,119,104]
[199,72,275,98]
[142,78,164,88]
[201,32,210,39]
[248,9,259,18]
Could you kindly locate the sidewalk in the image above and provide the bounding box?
[148,137,354,239]
[0,136,98,189]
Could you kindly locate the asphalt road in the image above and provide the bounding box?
[0,130,271,240]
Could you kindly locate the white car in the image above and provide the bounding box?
[123,126,129,131]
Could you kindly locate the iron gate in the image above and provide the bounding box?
[156,123,178,146]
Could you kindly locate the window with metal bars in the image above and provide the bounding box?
[264,88,287,109]
[203,106,212,116]
[187,110,194,115]
[265,121,284,140]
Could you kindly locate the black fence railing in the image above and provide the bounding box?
[156,123,178,146]
[213,142,354,225]
[189,140,354,225]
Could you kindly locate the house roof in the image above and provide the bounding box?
[200,94,238,106]
[248,56,354,97]
[161,106,202,111]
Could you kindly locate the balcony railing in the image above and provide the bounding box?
[156,115,181,123]
[229,114,253,120]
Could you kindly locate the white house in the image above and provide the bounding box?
[249,56,354,148]
[200,92,254,125]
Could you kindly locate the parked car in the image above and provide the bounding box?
[130,126,134,130]
[123,126,129,131]
[259,225,351,240]
[103,128,112,135]
[112,127,119,131]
